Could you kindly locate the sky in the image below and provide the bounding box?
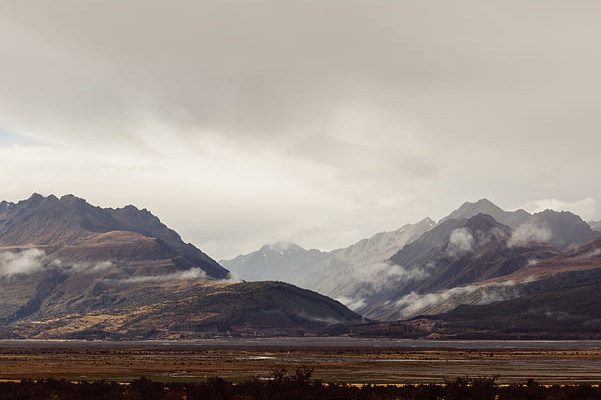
[1,1,601,260]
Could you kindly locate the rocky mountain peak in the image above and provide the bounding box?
[0,193,229,279]
[261,242,305,253]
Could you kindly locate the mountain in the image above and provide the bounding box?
[439,198,530,228]
[422,250,601,340]
[220,198,601,325]
[220,218,436,311]
[2,280,364,339]
[0,194,363,338]
[527,209,601,250]
[352,238,601,339]
[356,214,560,320]
[0,193,228,279]
[220,242,329,282]
[590,220,601,231]
[439,199,600,250]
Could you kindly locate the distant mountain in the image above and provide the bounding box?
[221,218,436,311]
[422,242,601,339]
[358,214,560,320]
[527,210,601,250]
[439,199,600,250]
[352,239,601,339]
[293,218,436,304]
[439,198,530,229]
[220,242,329,282]
[220,198,601,325]
[589,220,601,231]
[0,194,362,338]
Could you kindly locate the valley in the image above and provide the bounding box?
[1,339,601,384]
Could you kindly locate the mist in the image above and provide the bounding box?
[393,280,525,318]
[447,228,474,257]
[110,267,207,284]
[508,223,552,248]
[0,248,45,276]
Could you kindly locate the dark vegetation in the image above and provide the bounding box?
[430,275,601,339]
[2,373,601,400]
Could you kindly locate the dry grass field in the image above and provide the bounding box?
[1,340,601,385]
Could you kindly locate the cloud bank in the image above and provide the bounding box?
[1,2,601,259]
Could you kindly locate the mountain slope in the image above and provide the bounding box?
[220,242,329,282]
[1,280,364,339]
[0,194,363,338]
[358,214,561,320]
[0,193,228,279]
[221,218,436,311]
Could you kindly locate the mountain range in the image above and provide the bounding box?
[0,194,363,339]
[223,199,601,325]
[3,193,601,340]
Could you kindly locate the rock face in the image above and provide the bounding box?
[0,194,363,339]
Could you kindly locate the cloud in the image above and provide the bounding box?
[353,261,430,292]
[51,259,115,274]
[224,271,244,283]
[508,223,552,248]
[521,198,598,221]
[325,261,432,312]
[447,228,474,257]
[0,248,46,276]
[576,248,601,259]
[335,296,367,311]
[109,267,207,284]
[394,281,524,318]
[1,2,601,260]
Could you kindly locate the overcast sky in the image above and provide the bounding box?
[1,1,600,259]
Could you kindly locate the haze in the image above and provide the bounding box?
[1,1,600,259]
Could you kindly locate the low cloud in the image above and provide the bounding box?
[51,259,115,274]
[336,296,366,311]
[0,248,46,276]
[394,280,524,318]
[576,248,601,259]
[109,267,207,284]
[508,223,552,247]
[224,271,244,283]
[447,228,474,257]
[353,261,430,292]
[326,261,432,312]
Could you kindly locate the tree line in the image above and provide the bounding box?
[1,371,601,399]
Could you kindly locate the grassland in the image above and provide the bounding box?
[1,340,601,385]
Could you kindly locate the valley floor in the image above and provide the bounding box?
[0,339,601,385]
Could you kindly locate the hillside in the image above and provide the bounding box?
[2,280,363,339]
[0,194,363,338]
